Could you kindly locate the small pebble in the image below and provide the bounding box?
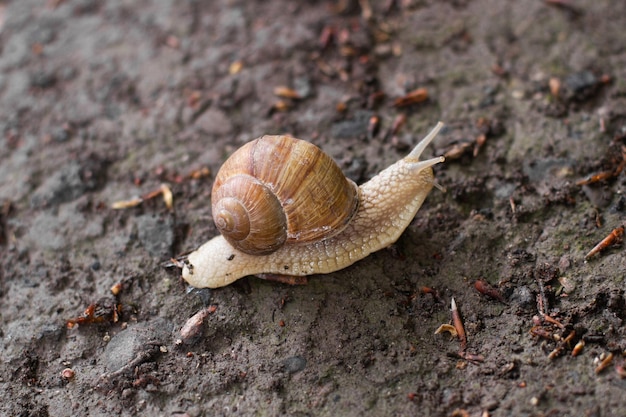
[282,356,307,374]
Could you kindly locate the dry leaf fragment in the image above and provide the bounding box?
[435,324,458,338]
[393,88,428,107]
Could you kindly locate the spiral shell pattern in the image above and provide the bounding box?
[211,135,359,255]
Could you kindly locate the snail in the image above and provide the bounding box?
[182,122,445,288]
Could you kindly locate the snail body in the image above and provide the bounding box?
[182,122,445,288]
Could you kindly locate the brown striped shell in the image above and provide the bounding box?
[211,135,359,255]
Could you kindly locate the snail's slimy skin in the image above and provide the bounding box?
[182,123,445,288]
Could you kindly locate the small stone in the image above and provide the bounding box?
[136,214,174,258]
[557,255,571,271]
[562,71,598,101]
[293,76,312,99]
[510,286,534,309]
[29,70,57,89]
[194,108,233,136]
[30,163,84,208]
[282,356,307,374]
[101,319,171,372]
[30,157,107,208]
[331,110,373,139]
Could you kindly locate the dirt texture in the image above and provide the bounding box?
[1,0,625,416]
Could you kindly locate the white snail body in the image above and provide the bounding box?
[182,122,445,288]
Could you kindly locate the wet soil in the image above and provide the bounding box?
[1,1,625,416]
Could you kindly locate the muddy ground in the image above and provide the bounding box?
[1,0,625,416]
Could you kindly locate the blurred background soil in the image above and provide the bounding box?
[1,0,625,416]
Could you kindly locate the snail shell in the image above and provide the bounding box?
[211,135,359,255]
[182,122,445,288]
